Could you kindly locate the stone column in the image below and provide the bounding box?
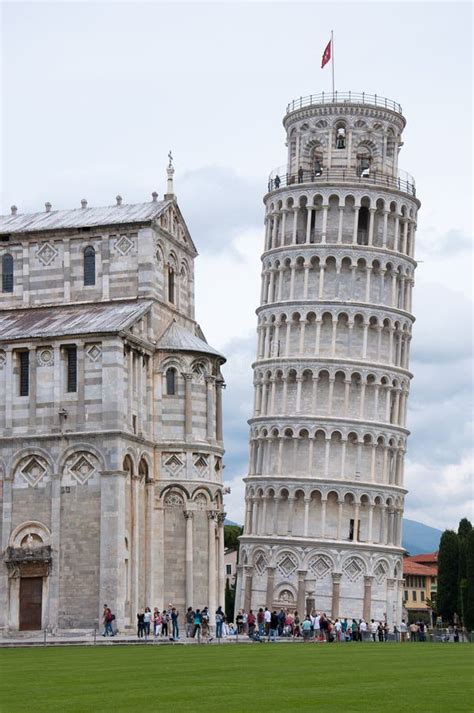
[184,511,194,607]
[292,208,298,244]
[0,476,13,629]
[337,206,344,243]
[331,573,342,619]
[363,576,374,622]
[99,470,127,629]
[235,564,244,611]
[306,208,313,243]
[217,513,226,608]
[382,210,389,247]
[297,569,307,616]
[367,504,374,542]
[321,205,329,242]
[303,497,310,537]
[208,511,217,627]
[243,565,253,612]
[368,208,376,246]
[206,376,215,441]
[287,496,295,534]
[183,373,193,440]
[145,478,155,608]
[352,206,360,244]
[215,379,224,444]
[321,498,327,537]
[266,566,276,608]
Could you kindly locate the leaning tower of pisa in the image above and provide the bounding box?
[236,92,420,626]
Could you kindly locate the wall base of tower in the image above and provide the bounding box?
[236,538,403,627]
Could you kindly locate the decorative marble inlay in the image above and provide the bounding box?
[19,456,47,487]
[164,492,184,508]
[36,242,58,266]
[163,453,184,476]
[194,493,207,509]
[0,350,5,368]
[279,589,295,603]
[68,454,96,485]
[114,235,134,256]
[37,347,54,367]
[343,557,364,582]
[277,553,298,577]
[86,344,102,362]
[374,560,388,584]
[255,552,268,576]
[309,554,332,579]
[193,454,208,475]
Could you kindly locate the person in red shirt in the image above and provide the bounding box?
[247,610,256,637]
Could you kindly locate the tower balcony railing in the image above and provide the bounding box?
[286,91,402,115]
[267,166,416,197]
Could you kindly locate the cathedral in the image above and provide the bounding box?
[0,163,226,632]
[237,92,420,625]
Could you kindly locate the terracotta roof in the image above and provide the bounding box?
[409,552,438,563]
[0,200,171,235]
[0,300,152,341]
[156,320,225,362]
[403,558,437,576]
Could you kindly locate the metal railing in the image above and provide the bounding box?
[286,92,402,115]
[267,166,416,197]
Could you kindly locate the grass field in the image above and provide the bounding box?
[0,643,473,713]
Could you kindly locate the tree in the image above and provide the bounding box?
[224,525,243,552]
[437,530,459,623]
[464,529,474,631]
[458,518,472,623]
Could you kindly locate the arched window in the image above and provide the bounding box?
[357,207,370,245]
[83,246,96,286]
[2,254,13,293]
[168,267,175,303]
[166,367,176,395]
[335,124,346,149]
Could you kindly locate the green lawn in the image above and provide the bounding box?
[0,643,472,712]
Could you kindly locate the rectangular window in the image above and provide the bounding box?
[404,590,408,601]
[19,351,29,396]
[65,345,77,393]
[421,591,425,601]
[412,591,417,601]
[226,564,232,575]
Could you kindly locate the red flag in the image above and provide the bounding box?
[321,39,331,68]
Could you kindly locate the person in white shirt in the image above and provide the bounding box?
[264,607,271,636]
[334,619,342,642]
[370,619,378,642]
[360,619,367,640]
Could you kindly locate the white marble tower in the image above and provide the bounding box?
[237,92,420,625]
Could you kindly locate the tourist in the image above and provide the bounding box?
[418,621,426,642]
[334,619,342,642]
[137,609,145,638]
[153,608,161,639]
[360,619,367,641]
[201,607,210,640]
[247,609,256,637]
[274,174,281,189]
[161,609,169,638]
[284,610,294,636]
[298,166,304,183]
[409,621,418,642]
[193,609,202,639]
[399,620,407,642]
[370,619,378,642]
[185,607,195,637]
[351,618,358,641]
[171,607,179,640]
[293,611,301,638]
[102,605,114,637]
[257,608,265,636]
[302,616,312,642]
[143,607,152,640]
[277,609,285,636]
[269,611,278,641]
[242,609,248,634]
[264,607,271,635]
[377,621,384,642]
[236,610,244,634]
[215,606,224,639]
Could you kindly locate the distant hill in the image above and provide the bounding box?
[225,517,443,555]
[402,518,442,555]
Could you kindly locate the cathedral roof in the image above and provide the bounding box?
[0,200,172,235]
[156,320,225,362]
[0,300,152,341]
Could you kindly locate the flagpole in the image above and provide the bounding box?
[331,30,335,100]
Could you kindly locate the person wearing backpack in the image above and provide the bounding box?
[193,609,202,639]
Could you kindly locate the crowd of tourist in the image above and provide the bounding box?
[102,602,441,643]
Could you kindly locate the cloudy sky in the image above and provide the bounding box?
[2,1,472,529]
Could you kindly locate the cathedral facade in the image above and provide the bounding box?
[237,92,420,625]
[0,167,226,632]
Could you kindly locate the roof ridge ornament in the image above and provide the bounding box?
[165,150,175,200]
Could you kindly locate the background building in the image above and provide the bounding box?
[237,92,420,625]
[403,552,438,623]
[0,166,226,632]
